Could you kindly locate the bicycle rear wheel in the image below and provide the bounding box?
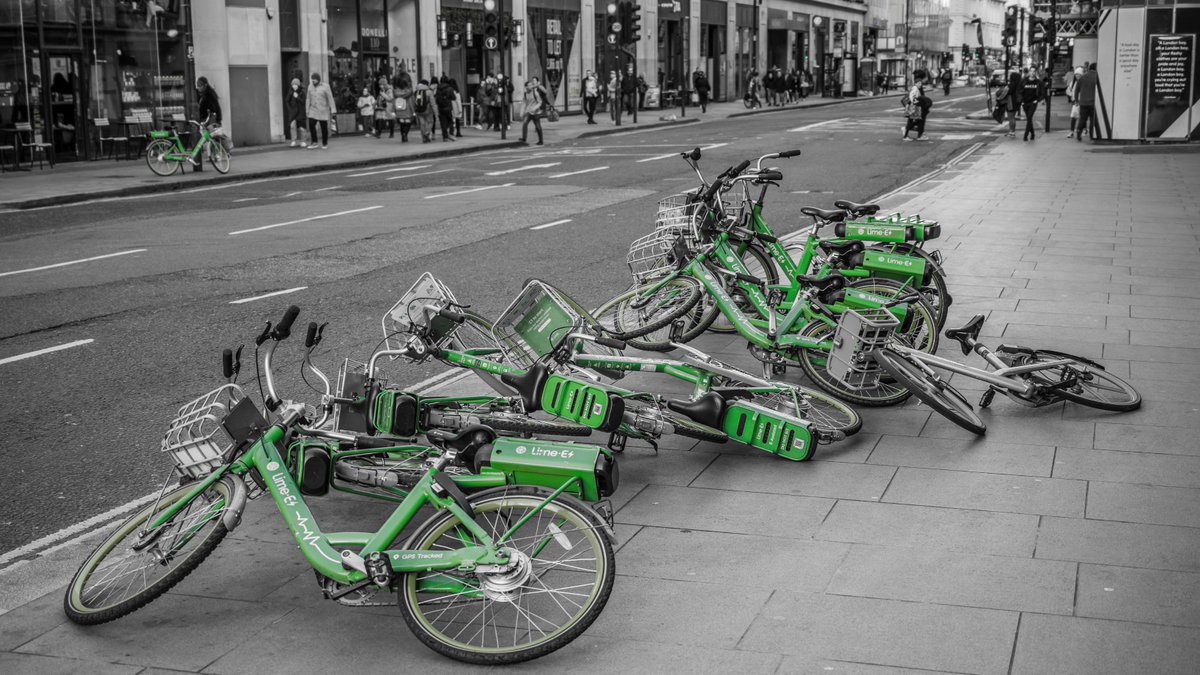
[145,139,179,176]
[1020,350,1142,412]
[593,277,702,343]
[207,141,231,174]
[65,476,236,624]
[399,487,615,665]
[873,347,986,434]
[795,320,913,407]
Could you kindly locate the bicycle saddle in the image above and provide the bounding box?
[816,240,864,257]
[666,392,726,430]
[944,314,986,355]
[797,274,847,295]
[834,200,881,216]
[500,363,549,412]
[801,206,846,222]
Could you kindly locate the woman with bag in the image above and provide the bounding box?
[902,69,932,141]
[1065,66,1083,138]
[450,78,464,138]
[519,76,548,145]
[374,76,396,138]
[393,74,415,142]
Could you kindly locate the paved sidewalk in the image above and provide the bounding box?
[5,108,1197,675]
[0,93,902,210]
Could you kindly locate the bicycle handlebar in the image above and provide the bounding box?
[272,305,300,341]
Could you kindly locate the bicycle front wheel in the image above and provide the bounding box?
[706,242,779,334]
[594,277,702,344]
[874,347,986,434]
[795,320,913,407]
[207,141,231,174]
[145,139,179,176]
[399,487,615,665]
[1021,350,1142,412]
[65,476,236,624]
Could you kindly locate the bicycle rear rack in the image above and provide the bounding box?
[826,308,899,390]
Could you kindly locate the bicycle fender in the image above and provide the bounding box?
[221,474,249,532]
[1029,349,1106,370]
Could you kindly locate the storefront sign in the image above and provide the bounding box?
[1145,34,1194,139]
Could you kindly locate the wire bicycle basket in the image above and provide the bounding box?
[492,280,621,369]
[382,272,463,352]
[161,384,265,479]
[826,308,900,390]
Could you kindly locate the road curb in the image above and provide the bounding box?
[2,140,527,210]
[726,92,907,119]
[573,116,700,138]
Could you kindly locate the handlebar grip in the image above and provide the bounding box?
[755,232,778,244]
[757,170,784,182]
[304,322,318,348]
[778,149,802,158]
[701,174,725,203]
[426,429,454,443]
[595,335,627,350]
[437,308,466,324]
[732,159,752,175]
[354,435,399,450]
[736,272,764,286]
[272,305,300,341]
[221,349,234,378]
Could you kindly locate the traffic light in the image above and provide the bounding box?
[628,3,642,43]
[1003,7,1018,47]
[961,43,970,61]
[1029,16,1047,44]
[606,2,619,42]
[483,0,499,50]
[617,1,630,43]
[975,47,984,63]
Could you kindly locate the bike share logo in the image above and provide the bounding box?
[269,466,298,506]
[515,445,575,459]
[883,256,915,267]
[855,226,896,238]
[266,461,280,471]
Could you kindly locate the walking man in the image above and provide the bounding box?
[305,72,335,149]
[1020,68,1045,141]
[284,77,307,147]
[1074,62,1099,142]
[519,76,548,145]
[692,68,710,113]
[582,70,599,124]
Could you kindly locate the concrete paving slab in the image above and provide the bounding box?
[1064,397,1199,429]
[920,412,1096,449]
[1011,613,1200,675]
[738,591,1017,675]
[827,544,1076,615]
[515,635,783,674]
[689,454,897,501]
[776,657,962,674]
[811,432,882,464]
[984,309,1108,329]
[1053,447,1200,488]
[615,485,833,539]
[816,501,1038,558]
[1129,360,1200,384]
[1077,564,1200,628]
[586,576,772,650]
[161,541,311,603]
[1092,422,1200,456]
[0,587,70,651]
[16,595,292,672]
[618,526,849,591]
[1035,516,1200,572]
[866,435,1055,476]
[1085,482,1200,528]
[0,651,142,674]
[1000,323,1130,347]
[881,467,1086,518]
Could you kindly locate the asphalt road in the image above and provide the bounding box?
[0,91,995,553]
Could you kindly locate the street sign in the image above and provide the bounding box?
[484,35,499,50]
[606,33,617,45]
[612,22,622,33]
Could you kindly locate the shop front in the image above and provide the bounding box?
[734,2,753,97]
[438,0,503,108]
[1,0,191,162]
[699,0,725,100]
[526,0,582,110]
[658,0,689,92]
[327,0,390,127]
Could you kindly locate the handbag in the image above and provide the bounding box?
[1070,103,1080,119]
[546,105,560,122]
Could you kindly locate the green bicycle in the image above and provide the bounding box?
[65,306,616,665]
[145,117,231,176]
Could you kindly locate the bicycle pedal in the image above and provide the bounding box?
[979,389,995,408]
[365,551,393,587]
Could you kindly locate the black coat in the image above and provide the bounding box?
[198,88,222,124]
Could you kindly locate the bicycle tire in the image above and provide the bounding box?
[1020,350,1142,412]
[64,476,236,625]
[623,398,727,443]
[873,347,986,434]
[713,377,862,438]
[208,141,231,174]
[795,320,913,407]
[595,277,702,342]
[398,486,615,665]
[844,277,939,355]
[865,243,951,329]
[477,411,594,437]
[705,242,778,334]
[145,139,179,177]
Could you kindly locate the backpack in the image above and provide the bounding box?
[413,89,429,113]
[395,96,407,112]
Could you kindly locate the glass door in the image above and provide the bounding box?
[47,53,81,160]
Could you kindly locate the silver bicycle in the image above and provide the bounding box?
[873,314,1141,434]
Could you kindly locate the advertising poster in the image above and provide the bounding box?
[1145,34,1194,139]
[1111,8,1145,140]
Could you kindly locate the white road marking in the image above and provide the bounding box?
[228,205,383,235]
[229,286,308,304]
[636,142,728,163]
[531,219,572,231]
[313,185,343,192]
[386,168,453,180]
[282,191,303,198]
[232,197,259,203]
[549,166,609,179]
[425,183,514,199]
[348,164,431,177]
[0,249,147,278]
[485,163,561,176]
[940,134,977,140]
[0,339,95,366]
[788,118,845,132]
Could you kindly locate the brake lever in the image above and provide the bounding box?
[254,321,273,347]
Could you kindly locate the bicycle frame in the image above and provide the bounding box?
[147,421,565,589]
[885,341,1078,399]
[153,124,214,163]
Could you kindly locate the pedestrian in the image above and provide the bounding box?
[902,68,932,141]
[476,75,493,130]
[356,86,376,137]
[785,68,797,103]
[772,66,787,105]
[581,70,599,124]
[1020,67,1045,141]
[393,73,414,142]
[940,67,952,95]
[519,76,548,145]
[374,76,395,138]
[763,68,777,106]
[637,74,648,110]
[1002,69,1022,137]
[413,78,435,143]
[745,70,761,108]
[1065,65,1083,137]
[194,76,222,171]
[451,78,464,138]
[284,77,308,147]
[1074,62,1100,142]
[489,75,506,132]
[607,71,618,121]
[304,73,334,149]
[621,69,637,116]
[692,68,710,113]
[435,75,456,141]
